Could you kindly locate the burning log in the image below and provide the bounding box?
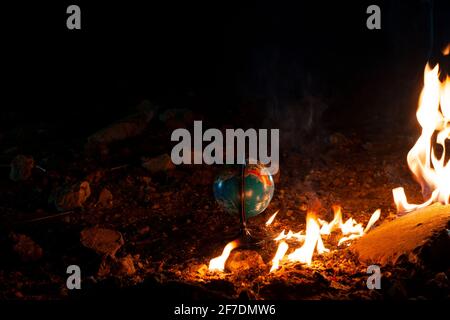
[351,204,450,267]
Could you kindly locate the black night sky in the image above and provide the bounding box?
[2,0,450,137]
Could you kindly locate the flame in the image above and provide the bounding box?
[273,229,305,241]
[363,208,381,233]
[318,204,342,235]
[393,63,450,213]
[208,240,239,272]
[270,240,288,272]
[443,44,450,56]
[287,212,329,265]
[265,210,279,226]
[209,206,380,273]
[319,205,380,245]
[270,212,329,272]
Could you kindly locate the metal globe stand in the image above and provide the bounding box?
[235,161,270,249]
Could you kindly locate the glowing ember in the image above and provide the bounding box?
[393,63,450,213]
[265,210,279,226]
[208,240,239,272]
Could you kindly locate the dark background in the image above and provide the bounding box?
[1,0,449,138]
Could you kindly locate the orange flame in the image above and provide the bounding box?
[319,205,380,245]
[210,206,380,274]
[270,240,289,272]
[287,212,329,265]
[443,44,450,56]
[273,229,305,241]
[265,210,279,226]
[208,240,239,272]
[393,64,450,213]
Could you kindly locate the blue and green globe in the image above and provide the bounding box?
[213,162,275,219]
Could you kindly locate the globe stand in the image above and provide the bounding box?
[235,162,267,249]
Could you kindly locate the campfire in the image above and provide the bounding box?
[207,61,450,275]
[208,206,381,273]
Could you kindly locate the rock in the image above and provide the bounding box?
[98,188,113,208]
[196,264,208,276]
[86,100,158,154]
[11,233,43,262]
[138,226,150,235]
[351,204,450,266]
[80,227,124,256]
[117,255,136,276]
[9,155,34,181]
[51,181,91,211]
[97,256,113,278]
[97,255,136,277]
[426,272,449,290]
[225,250,265,273]
[142,154,175,174]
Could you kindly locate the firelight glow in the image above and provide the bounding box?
[269,207,380,272]
[208,205,381,273]
[393,63,450,213]
[287,212,329,265]
[208,240,239,272]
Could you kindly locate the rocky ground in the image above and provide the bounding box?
[0,104,449,301]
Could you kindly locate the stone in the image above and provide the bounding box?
[86,100,158,154]
[98,188,113,208]
[9,155,34,181]
[80,227,124,256]
[426,272,449,290]
[351,204,450,266]
[97,255,136,277]
[97,256,113,278]
[225,250,265,273]
[51,181,91,211]
[117,255,136,276]
[11,233,43,262]
[142,154,175,174]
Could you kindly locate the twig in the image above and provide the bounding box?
[109,164,130,171]
[18,210,75,224]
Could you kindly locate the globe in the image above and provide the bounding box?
[213,162,275,219]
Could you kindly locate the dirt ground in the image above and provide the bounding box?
[0,112,449,301]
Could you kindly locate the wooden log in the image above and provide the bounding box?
[351,204,450,267]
